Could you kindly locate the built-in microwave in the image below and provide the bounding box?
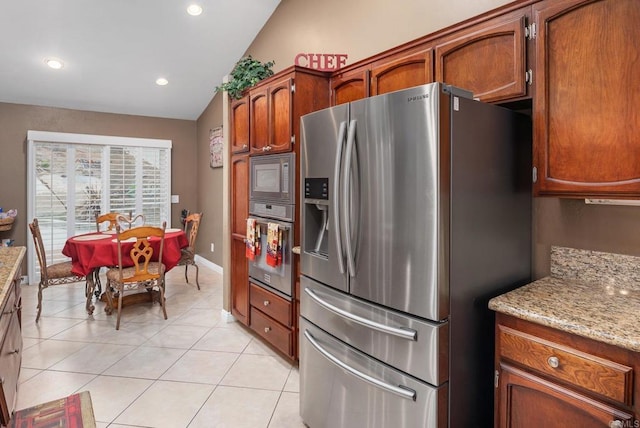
[249,153,295,205]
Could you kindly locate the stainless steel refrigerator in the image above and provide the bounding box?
[299,82,531,428]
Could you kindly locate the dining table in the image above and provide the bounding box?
[62,227,189,316]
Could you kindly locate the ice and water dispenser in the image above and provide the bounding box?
[303,177,330,258]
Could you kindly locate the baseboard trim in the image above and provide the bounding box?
[194,255,223,274]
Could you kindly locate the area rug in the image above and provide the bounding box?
[10,391,96,428]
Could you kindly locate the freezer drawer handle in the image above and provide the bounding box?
[304,329,417,401]
[304,288,417,341]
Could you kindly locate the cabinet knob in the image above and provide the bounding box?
[265,146,272,151]
[263,300,270,306]
[264,327,271,333]
[262,147,267,152]
[610,421,623,428]
[547,356,559,368]
[242,144,248,149]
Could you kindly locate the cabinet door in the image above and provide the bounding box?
[249,87,269,155]
[434,8,529,103]
[230,96,250,154]
[533,0,640,197]
[268,77,294,153]
[0,313,21,427]
[497,364,633,428]
[230,235,250,326]
[330,66,370,106]
[370,47,433,96]
[230,155,249,236]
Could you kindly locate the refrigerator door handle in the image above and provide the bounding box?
[333,120,347,274]
[304,329,417,401]
[343,119,357,277]
[304,288,417,341]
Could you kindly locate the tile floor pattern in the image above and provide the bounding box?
[16,263,306,428]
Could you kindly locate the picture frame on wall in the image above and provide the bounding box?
[209,126,223,168]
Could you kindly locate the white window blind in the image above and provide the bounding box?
[27,131,172,283]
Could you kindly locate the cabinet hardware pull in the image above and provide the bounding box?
[610,421,623,428]
[547,356,559,368]
[242,144,248,149]
[264,327,271,333]
[263,300,270,306]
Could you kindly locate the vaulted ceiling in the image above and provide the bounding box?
[0,0,281,120]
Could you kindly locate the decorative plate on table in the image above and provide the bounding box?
[73,234,112,241]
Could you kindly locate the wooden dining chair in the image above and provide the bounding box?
[116,213,146,229]
[104,222,167,330]
[95,212,126,232]
[28,218,86,322]
[176,212,203,290]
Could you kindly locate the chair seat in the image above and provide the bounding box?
[46,261,80,279]
[178,247,195,265]
[106,262,165,283]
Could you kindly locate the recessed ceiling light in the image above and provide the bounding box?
[187,4,203,16]
[45,58,64,70]
[156,77,169,86]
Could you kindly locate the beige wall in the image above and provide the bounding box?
[195,95,225,267]
[0,102,197,255]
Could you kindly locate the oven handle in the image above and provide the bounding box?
[304,329,417,401]
[333,120,347,275]
[304,288,417,341]
[249,216,292,231]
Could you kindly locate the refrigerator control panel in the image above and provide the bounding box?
[305,178,328,200]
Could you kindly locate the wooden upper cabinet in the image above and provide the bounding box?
[249,76,294,155]
[434,7,529,103]
[268,77,294,153]
[230,95,250,154]
[330,66,370,106]
[370,47,434,96]
[532,0,640,197]
[249,88,269,155]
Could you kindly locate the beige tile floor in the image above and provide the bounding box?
[17,263,306,428]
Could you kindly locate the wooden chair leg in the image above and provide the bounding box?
[194,264,200,290]
[116,287,123,330]
[35,283,44,322]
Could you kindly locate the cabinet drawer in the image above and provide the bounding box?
[0,288,16,339]
[249,307,292,357]
[250,283,292,327]
[498,325,633,405]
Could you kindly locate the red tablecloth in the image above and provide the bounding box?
[62,229,189,277]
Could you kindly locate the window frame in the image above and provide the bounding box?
[26,130,172,283]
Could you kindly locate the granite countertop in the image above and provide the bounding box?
[489,246,640,353]
[0,246,26,305]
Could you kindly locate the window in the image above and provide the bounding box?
[27,131,172,282]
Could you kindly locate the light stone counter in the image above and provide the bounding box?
[0,247,26,304]
[489,246,640,352]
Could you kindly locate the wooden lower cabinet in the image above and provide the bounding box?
[0,247,24,428]
[498,363,633,427]
[230,235,249,325]
[495,313,638,427]
[249,283,294,360]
